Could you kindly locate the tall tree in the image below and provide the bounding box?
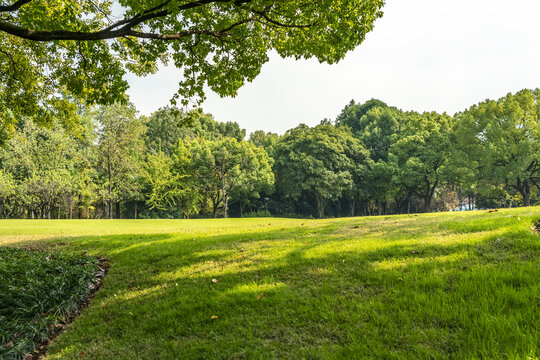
[0,120,77,218]
[188,137,273,217]
[455,89,540,206]
[390,111,454,212]
[335,98,388,135]
[144,107,190,156]
[143,150,200,218]
[249,130,279,157]
[95,103,146,218]
[274,124,369,218]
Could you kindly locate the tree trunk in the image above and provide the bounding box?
[424,197,432,213]
[115,201,120,219]
[423,178,438,213]
[314,192,326,218]
[133,200,138,219]
[521,181,531,207]
[223,194,229,218]
[78,194,83,219]
[349,197,356,217]
[107,156,113,219]
[212,201,218,218]
[68,193,73,219]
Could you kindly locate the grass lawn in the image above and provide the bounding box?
[1,208,539,359]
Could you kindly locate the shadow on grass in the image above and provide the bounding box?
[4,215,540,359]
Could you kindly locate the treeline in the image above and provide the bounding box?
[0,89,538,219]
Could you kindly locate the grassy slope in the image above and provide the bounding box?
[0,208,539,359]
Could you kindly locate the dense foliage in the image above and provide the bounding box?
[0,89,538,219]
[0,247,99,359]
[0,0,384,141]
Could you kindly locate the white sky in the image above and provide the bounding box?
[125,0,540,135]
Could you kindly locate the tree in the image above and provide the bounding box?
[143,150,200,218]
[274,124,369,218]
[0,169,15,218]
[335,98,388,135]
[455,89,540,206]
[0,1,385,138]
[144,107,190,156]
[188,137,273,217]
[95,103,146,218]
[0,120,77,218]
[390,111,454,212]
[336,105,401,215]
[249,130,279,156]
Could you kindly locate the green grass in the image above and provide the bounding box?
[1,208,539,359]
[0,248,99,359]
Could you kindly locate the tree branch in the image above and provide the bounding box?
[0,48,19,81]
[0,0,31,12]
[0,0,257,41]
[251,7,318,29]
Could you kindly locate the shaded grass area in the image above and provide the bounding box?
[0,248,99,359]
[0,208,539,359]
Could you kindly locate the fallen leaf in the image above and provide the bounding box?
[283,274,291,279]
[257,293,264,300]
[211,315,218,320]
[212,279,218,283]
[410,251,418,254]
[79,351,86,356]
[398,277,404,282]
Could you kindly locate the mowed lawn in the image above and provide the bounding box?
[1,208,539,359]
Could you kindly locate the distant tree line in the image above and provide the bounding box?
[0,89,538,219]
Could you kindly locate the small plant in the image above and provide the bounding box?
[0,247,100,360]
[533,219,540,234]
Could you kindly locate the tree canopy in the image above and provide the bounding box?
[0,89,538,219]
[0,0,385,138]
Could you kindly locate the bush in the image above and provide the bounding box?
[0,247,99,359]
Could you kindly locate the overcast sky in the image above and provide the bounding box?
[125,0,540,135]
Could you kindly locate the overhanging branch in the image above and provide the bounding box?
[0,0,32,13]
[0,0,256,41]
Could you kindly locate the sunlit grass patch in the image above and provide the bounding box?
[0,209,539,359]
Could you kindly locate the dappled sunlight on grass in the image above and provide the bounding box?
[1,208,539,359]
[372,251,469,271]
